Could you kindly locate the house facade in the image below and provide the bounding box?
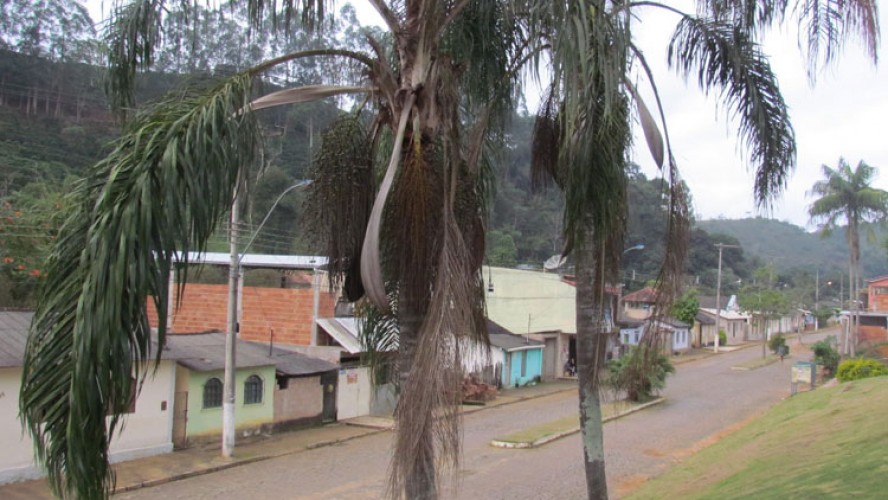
[621,287,658,320]
[165,332,337,447]
[462,321,546,388]
[1,312,177,484]
[484,266,620,380]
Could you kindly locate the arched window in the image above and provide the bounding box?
[203,378,223,409]
[244,375,263,405]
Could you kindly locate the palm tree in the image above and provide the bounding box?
[809,158,888,356]
[20,2,527,499]
[529,2,879,497]
[18,2,880,500]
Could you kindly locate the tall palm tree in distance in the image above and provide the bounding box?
[809,158,888,356]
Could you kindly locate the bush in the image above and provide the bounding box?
[769,334,787,354]
[836,358,888,382]
[811,336,840,377]
[718,329,727,347]
[606,346,675,402]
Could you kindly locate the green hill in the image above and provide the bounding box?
[698,217,888,278]
[628,376,888,499]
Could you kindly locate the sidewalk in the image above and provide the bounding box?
[0,380,577,499]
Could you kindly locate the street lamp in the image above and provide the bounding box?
[223,180,311,458]
[623,244,645,255]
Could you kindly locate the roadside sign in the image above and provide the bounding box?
[791,361,816,395]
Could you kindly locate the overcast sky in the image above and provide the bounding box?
[86,1,888,230]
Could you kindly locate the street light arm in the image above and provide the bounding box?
[238,180,311,262]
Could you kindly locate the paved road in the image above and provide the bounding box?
[117,338,818,499]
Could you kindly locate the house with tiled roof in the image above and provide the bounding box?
[621,287,659,319]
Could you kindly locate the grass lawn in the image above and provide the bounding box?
[628,376,888,499]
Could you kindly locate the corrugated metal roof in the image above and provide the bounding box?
[176,252,327,270]
[163,332,337,376]
[489,333,544,351]
[0,311,33,367]
[316,317,363,354]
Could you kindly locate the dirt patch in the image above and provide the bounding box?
[615,410,767,497]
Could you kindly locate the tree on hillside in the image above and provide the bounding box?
[17,2,881,500]
[809,158,888,356]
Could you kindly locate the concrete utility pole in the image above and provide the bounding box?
[714,243,740,353]
[222,179,311,458]
[223,183,240,458]
[815,269,819,330]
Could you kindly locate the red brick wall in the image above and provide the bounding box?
[147,283,336,346]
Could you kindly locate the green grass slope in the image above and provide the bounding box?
[628,376,888,499]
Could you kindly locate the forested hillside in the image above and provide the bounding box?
[2,1,880,310]
[698,217,888,278]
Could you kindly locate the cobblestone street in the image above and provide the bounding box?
[109,332,823,499]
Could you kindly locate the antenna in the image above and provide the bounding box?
[544,254,566,271]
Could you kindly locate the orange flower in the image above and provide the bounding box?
[2,257,12,264]
[30,269,41,277]
[17,264,25,270]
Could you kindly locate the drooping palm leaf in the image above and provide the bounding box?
[20,73,261,499]
[668,16,795,207]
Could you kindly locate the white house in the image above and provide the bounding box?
[655,317,692,353]
[0,312,178,484]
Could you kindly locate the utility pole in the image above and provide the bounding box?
[815,269,819,331]
[222,179,311,458]
[223,182,240,458]
[714,243,740,353]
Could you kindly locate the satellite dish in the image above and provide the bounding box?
[543,254,566,271]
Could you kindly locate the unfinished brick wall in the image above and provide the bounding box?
[147,283,336,346]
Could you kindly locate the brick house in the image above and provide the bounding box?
[147,252,337,346]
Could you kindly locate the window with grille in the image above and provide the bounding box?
[203,378,223,409]
[244,375,263,405]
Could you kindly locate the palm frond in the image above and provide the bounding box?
[20,73,260,499]
[797,0,880,75]
[668,16,796,207]
[531,86,562,191]
[695,0,788,31]
[357,302,400,386]
[105,0,330,114]
[361,95,416,312]
[389,205,478,499]
[250,84,373,110]
[624,80,664,169]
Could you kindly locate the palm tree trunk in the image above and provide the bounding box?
[849,222,860,357]
[575,234,608,500]
[398,290,437,500]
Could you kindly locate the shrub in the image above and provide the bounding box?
[718,329,727,347]
[811,336,840,377]
[606,345,675,402]
[836,358,888,382]
[769,334,787,354]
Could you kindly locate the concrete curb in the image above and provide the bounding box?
[112,427,385,494]
[490,397,665,449]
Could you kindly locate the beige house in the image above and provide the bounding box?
[0,312,177,484]
[483,267,620,379]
